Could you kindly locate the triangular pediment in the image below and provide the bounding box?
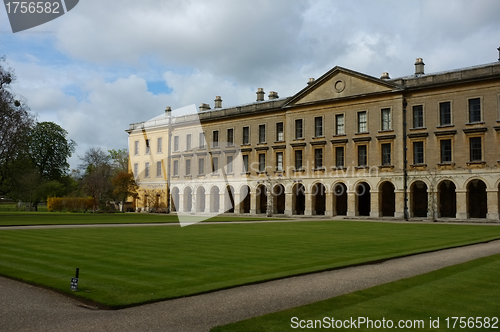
[285,67,402,106]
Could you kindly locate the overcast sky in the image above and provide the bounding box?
[1,0,500,169]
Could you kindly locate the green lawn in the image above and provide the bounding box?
[0,212,275,226]
[212,254,500,332]
[1,220,500,308]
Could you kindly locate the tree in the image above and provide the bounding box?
[80,148,113,210]
[108,148,129,173]
[28,122,76,180]
[112,171,138,211]
[0,57,35,195]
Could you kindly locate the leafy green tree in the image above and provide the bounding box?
[0,57,35,195]
[108,148,129,173]
[28,122,76,180]
[112,171,138,211]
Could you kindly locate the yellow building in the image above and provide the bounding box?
[127,53,500,221]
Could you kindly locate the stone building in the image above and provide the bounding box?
[127,52,500,220]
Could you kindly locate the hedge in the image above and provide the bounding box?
[47,197,93,212]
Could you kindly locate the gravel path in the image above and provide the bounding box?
[1,239,499,332]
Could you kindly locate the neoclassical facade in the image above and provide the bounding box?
[127,55,500,220]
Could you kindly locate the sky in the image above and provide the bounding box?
[1,0,500,170]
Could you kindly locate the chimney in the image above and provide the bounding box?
[307,78,315,85]
[199,103,211,112]
[165,106,172,116]
[214,96,222,109]
[268,91,279,100]
[380,72,390,80]
[415,58,425,75]
[256,88,265,102]
[498,46,500,61]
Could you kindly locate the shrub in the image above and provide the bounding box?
[47,197,93,212]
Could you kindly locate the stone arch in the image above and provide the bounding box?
[210,186,220,213]
[332,182,348,216]
[410,180,428,218]
[256,184,267,214]
[467,179,487,218]
[292,182,305,215]
[273,184,285,214]
[312,182,326,215]
[379,181,395,217]
[171,187,179,212]
[240,185,250,213]
[224,185,235,213]
[183,187,193,212]
[355,182,371,216]
[196,186,205,213]
[438,180,456,218]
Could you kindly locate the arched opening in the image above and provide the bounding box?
[210,186,220,213]
[438,180,456,218]
[183,187,193,212]
[224,185,235,213]
[410,181,428,217]
[273,184,285,214]
[196,187,205,213]
[333,182,347,216]
[356,182,370,216]
[171,187,179,212]
[293,183,305,215]
[380,181,395,217]
[312,183,326,215]
[240,185,250,213]
[467,179,487,218]
[256,184,267,214]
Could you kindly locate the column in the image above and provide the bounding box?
[233,192,241,215]
[429,189,438,220]
[285,192,293,216]
[370,190,380,218]
[250,189,257,215]
[347,191,356,217]
[305,192,312,216]
[394,190,405,219]
[455,190,467,219]
[219,193,225,213]
[487,189,499,220]
[178,193,184,213]
[325,191,333,217]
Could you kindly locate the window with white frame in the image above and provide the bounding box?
[295,150,303,169]
[242,155,249,172]
[212,156,219,173]
[242,126,250,145]
[259,124,266,143]
[412,105,424,128]
[314,116,323,137]
[468,98,481,123]
[357,111,367,133]
[258,153,266,172]
[381,108,391,130]
[185,159,191,175]
[134,140,139,155]
[295,119,303,139]
[276,152,283,171]
[145,139,150,154]
[133,162,138,177]
[199,132,205,149]
[439,102,452,126]
[276,122,284,141]
[226,155,233,173]
[469,137,482,161]
[157,137,162,153]
[145,162,150,177]
[198,158,204,175]
[440,139,452,163]
[314,148,323,168]
[212,130,219,148]
[173,160,178,176]
[173,136,179,151]
[358,145,367,166]
[186,134,191,150]
[335,114,345,135]
[335,146,344,167]
[227,128,234,146]
[413,141,424,164]
[381,143,391,165]
[156,161,162,177]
